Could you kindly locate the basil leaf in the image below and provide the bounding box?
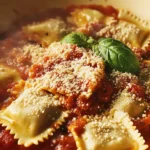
[61,33,140,74]
[61,32,95,48]
[94,38,140,74]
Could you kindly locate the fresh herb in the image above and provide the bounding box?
[94,38,140,74]
[61,32,95,48]
[61,33,140,74]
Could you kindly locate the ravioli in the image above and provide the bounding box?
[97,19,148,48]
[70,111,148,150]
[111,89,149,117]
[0,80,69,147]
[142,35,150,49]
[30,42,105,99]
[0,64,21,87]
[24,18,69,46]
[68,8,104,27]
[118,9,150,31]
[76,9,150,49]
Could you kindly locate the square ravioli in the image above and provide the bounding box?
[0,80,69,147]
[30,42,105,99]
[70,111,148,150]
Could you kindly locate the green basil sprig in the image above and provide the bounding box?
[93,38,140,74]
[61,33,140,74]
[61,32,95,48]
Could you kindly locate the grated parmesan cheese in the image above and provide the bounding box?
[30,42,105,99]
[111,89,149,118]
[140,60,150,96]
[97,20,148,48]
[22,44,46,64]
[110,70,138,90]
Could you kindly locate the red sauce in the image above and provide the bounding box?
[59,78,114,116]
[97,79,114,102]
[0,127,17,150]
[0,4,149,150]
[0,88,9,103]
[55,135,77,150]
[29,64,44,78]
[128,83,145,98]
[68,117,87,135]
[133,112,150,149]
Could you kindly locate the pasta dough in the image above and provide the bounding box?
[97,19,148,48]
[0,64,20,87]
[24,18,69,46]
[68,8,104,27]
[71,111,148,150]
[0,80,69,147]
[111,90,148,117]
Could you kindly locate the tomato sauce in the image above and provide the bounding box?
[0,4,149,150]
[133,112,150,150]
